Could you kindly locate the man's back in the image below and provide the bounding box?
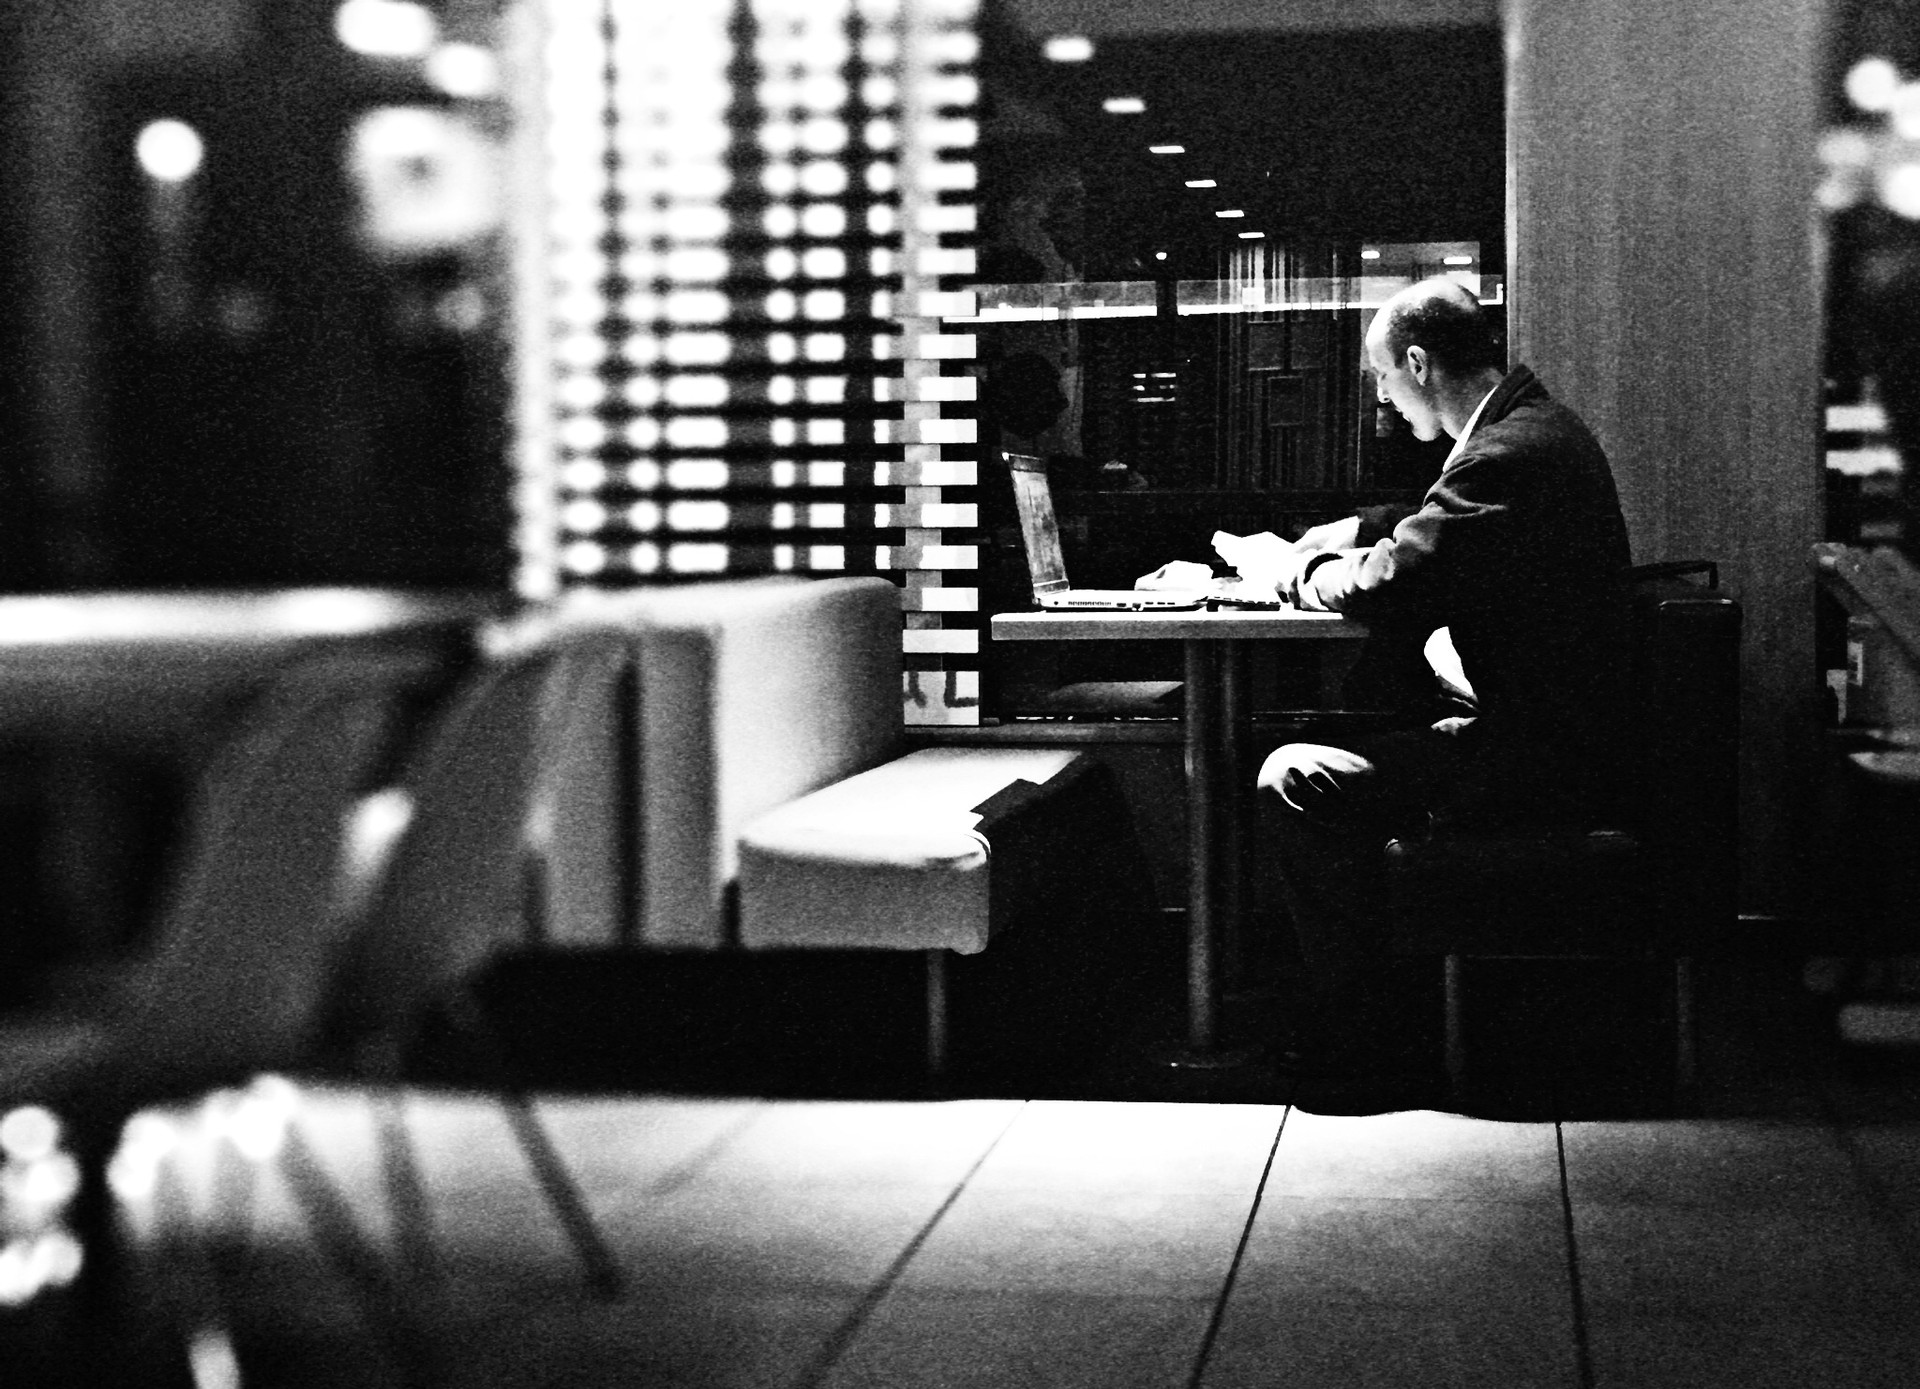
[1298,366,1633,811]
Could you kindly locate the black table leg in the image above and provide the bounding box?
[1219,639,1249,994]
[1185,640,1218,1051]
[1164,640,1255,1070]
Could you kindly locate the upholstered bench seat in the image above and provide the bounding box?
[737,746,1091,955]
[508,575,1142,1077]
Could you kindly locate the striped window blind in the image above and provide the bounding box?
[511,0,982,725]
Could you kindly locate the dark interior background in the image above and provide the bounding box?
[979,18,1506,279]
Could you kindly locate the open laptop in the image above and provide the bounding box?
[1005,454,1208,611]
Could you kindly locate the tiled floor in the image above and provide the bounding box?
[12,957,1920,1387]
[76,999,1920,1389]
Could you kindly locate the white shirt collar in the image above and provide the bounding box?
[1441,386,1499,469]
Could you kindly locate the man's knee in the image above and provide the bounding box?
[1257,742,1375,824]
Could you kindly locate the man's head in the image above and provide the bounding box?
[1363,277,1506,441]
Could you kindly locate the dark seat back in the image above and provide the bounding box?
[1620,566,1742,945]
[1383,562,1741,957]
[1403,566,1740,1102]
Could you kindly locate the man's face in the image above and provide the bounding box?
[1365,330,1440,442]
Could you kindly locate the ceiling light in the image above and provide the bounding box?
[1184,179,1216,189]
[135,119,204,183]
[1103,97,1146,115]
[1443,254,1474,265]
[1215,209,1244,218]
[1148,145,1185,155]
[335,0,436,59]
[1880,161,1920,219]
[1153,251,1167,261]
[1238,231,1264,239]
[1044,35,1093,63]
[1847,56,1901,113]
[424,42,498,98]
[1821,128,1873,170]
[1360,249,1382,260]
[1895,82,1920,140]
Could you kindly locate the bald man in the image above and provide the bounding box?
[1256,277,1634,1107]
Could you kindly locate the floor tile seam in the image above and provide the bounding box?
[1253,1190,1571,1206]
[953,1180,1278,1199]
[1256,1189,1567,1207]
[786,1099,1031,1389]
[1181,1104,1293,1389]
[887,1273,1257,1301]
[856,1287,1222,1309]
[1194,1283,1583,1318]
[1554,1122,1598,1389]
[651,1173,994,1198]
[529,1091,768,1108]
[560,1115,775,1205]
[585,1280,1228,1305]
[1558,1192,1889,1219]
[589,1275,904,1299]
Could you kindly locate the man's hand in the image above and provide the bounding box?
[1135,559,1214,591]
[1210,531,1296,594]
[1212,518,1363,600]
[1291,516,1362,554]
[1212,530,1287,573]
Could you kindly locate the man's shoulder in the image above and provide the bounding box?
[1465,378,1608,469]
[1478,395,1602,445]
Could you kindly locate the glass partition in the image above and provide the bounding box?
[954,14,1504,716]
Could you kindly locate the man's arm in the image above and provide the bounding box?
[1292,515,1361,553]
[1354,503,1420,546]
[1213,517,1362,596]
[1288,454,1517,616]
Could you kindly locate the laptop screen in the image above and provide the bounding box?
[1005,454,1068,596]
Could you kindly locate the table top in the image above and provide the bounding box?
[990,605,1367,642]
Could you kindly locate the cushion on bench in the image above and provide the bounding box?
[736,747,1092,955]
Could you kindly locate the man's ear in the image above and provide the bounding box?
[1403,344,1430,384]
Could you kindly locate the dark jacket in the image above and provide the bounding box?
[1291,366,1634,809]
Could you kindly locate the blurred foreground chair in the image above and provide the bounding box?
[0,630,632,1386]
[309,630,633,1306]
[1382,562,1741,1105]
[0,642,450,1381]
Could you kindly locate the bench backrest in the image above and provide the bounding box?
[528,576,904,949]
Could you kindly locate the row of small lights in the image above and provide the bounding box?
[1040,34,1263,248]
[1041,33,1473,271]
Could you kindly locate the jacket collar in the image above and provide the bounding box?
[1477,365,1545,428]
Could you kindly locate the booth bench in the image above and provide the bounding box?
[524,576,1115,1073]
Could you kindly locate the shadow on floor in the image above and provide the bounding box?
[462,921,1887,1122]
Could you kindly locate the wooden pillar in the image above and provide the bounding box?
[1506,0,1828,913]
